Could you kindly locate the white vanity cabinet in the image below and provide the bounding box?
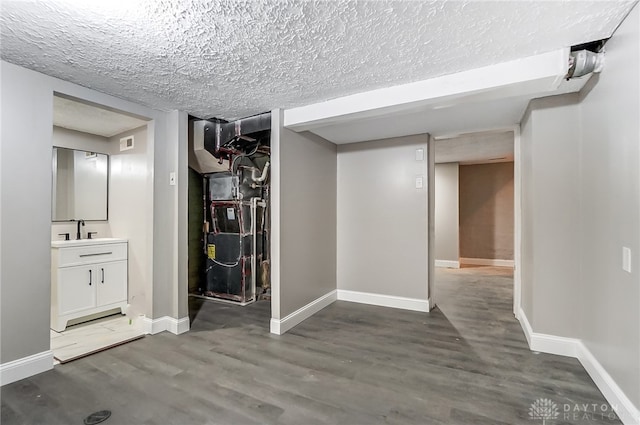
[51,238,128,332]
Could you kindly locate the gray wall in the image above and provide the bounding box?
[271,110,337,319]
[434,163,459,263]
[520,95,581,338]
[519,108,534,319]
[337,135,428,300]
[519,3,639,408]
[577,3,639,406]
[459,162,514,260]
[0,61,185,366]
[1,61,54,364]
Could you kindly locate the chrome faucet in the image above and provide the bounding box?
[76,219,85,240]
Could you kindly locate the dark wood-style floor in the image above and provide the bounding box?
[2,266,619,424]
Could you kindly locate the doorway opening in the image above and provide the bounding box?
[187,114,272,333]
[432,129,516,328]
[50,93,152,363]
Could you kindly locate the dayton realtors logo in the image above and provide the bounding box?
[528,398,618,423]
[529,398,560,424]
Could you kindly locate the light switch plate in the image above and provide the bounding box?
[415,176,424,189]
[415,148,424,161]
[623,247,631,273]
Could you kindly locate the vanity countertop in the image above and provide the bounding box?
[51,238,127,248]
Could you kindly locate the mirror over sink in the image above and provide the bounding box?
[51,146,108,221]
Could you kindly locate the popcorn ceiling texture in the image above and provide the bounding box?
[0,0,634,120]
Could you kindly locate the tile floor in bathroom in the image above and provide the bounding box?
[51,314,145,363]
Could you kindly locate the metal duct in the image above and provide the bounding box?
[200,112,271,159]
[567,50,605,79]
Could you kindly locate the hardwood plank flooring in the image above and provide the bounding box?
[1,267,619,424]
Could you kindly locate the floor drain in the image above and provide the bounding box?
[83,410,111,425]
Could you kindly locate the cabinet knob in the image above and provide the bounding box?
[89,269,92,285]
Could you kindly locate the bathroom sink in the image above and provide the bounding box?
[51,238,127,248]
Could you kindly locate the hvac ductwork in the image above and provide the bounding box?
[201,112,271,159]
[189,112,271,174]
[566,49,605,79]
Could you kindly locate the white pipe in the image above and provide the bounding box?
[252,161,270,183]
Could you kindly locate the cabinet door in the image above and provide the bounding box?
[59,265,96,315]
[96,261,127,306]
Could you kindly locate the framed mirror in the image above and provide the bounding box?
[52,147,108,221]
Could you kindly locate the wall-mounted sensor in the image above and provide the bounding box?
[120,135,134,151]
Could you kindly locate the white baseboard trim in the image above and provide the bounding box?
[518,308,640,425]
[435,260,460,268]
[270,290,337,335]
[577,342,640,425]
[460,257,514,268]
[517,308,579,357]
[337,289,429,313]
[1,350,54,386]
[141,316,190,335]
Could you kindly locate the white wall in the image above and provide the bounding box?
[519,3,640,415]
[0,61,186,370]
[271,110,337,321]
[337,135,429,300]
[434,163,459,265]
[52,126,111,152]
[108,125,153,319]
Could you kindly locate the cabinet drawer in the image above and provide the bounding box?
[57,243,127,267]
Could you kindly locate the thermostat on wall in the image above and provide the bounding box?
[120,135,134,151]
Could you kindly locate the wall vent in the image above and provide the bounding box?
[120,135,134,151]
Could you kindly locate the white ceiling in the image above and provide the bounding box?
[53,95,149,137]
[0,1,635,121]
[310,93,530,144]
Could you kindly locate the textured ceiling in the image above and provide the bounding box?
[1,1,635,120]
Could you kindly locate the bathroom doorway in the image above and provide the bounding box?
[50,93,152,363]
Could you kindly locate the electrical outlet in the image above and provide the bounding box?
[169,172,176,186]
